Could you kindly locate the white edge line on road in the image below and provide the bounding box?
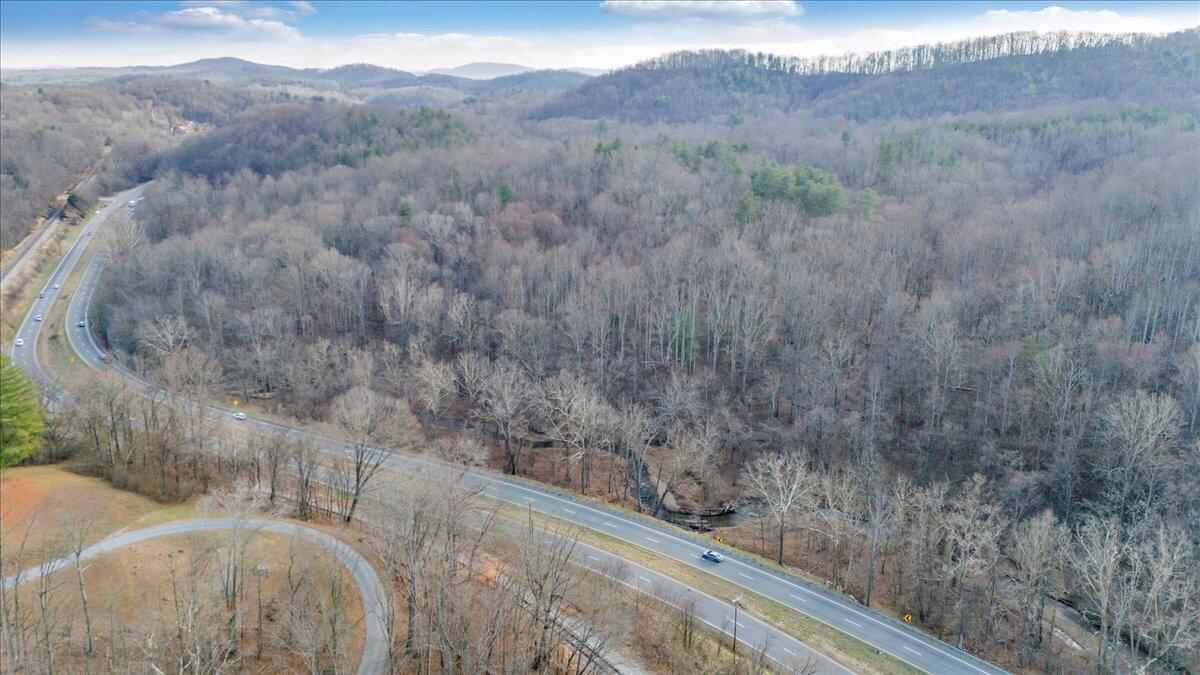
[478,476,996,674]
[489,477,996,675]
[570,551,840,675]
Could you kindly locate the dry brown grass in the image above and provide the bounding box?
[8,530,365,673]
[0,464,179,570]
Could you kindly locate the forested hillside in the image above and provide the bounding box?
[21,28,1198,672]
[0,80,274,253]
[534,29,1200,122]
[0,65,589,247]
[152,104,468,181]
[0,85,156,251]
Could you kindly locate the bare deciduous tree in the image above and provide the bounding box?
[332,386,419,523]
[741,449,813,565]
[477,361,536,475]
[412,359,457,420]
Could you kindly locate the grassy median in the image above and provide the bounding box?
[484,498,920,675]
[1,204,101,343]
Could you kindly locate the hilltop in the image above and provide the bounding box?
[532,29,1200,122]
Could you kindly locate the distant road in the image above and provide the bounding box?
[7,185,145,393]
[1,204,68,291]
[3,518,390,675]
[0,173,98,290]
[12,185,1008,675]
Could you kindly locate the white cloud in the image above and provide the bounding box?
[972,5,1192,35]
[601,1,803,23]
[90,5,302,42]
[176,1,312,21]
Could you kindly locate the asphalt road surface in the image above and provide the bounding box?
[0,173,97,290]
[3,518,390,675]
[8,184,146,393]
[13,184,1008,675]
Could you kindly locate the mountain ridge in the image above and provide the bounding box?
[428,62,536,79]
[0,57,585,91]
[532,28,1200,122]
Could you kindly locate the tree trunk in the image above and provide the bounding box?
[74,556,94,657]
[503,434,515,475]
[777,519,786,565]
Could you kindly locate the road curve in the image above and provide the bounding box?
[3,518,390,675]
[17,185,1008,675]
[7,184,146,394]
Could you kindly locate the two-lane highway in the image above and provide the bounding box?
[8,185,146,394]
[17,184,1008,675]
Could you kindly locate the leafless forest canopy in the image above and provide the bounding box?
[0,79,278,250]
[2,29,1198,671]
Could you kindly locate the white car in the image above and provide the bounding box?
[232,412,247,421]
[53,283,60,289]
[77,320,86,328]
[34,314,43,322]
[701,550,725,563]
[14,338,24,347]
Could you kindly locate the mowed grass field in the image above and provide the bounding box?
[1,463,184,565]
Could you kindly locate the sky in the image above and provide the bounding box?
[1,1,1197,72]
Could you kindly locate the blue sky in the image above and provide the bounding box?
[2,1,1196,70]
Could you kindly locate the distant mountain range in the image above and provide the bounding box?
[1,57,598,86]
[427,62,607,79]
[0,57,593,104]
[427,62,535,79]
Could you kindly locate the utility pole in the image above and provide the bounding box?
[253,564,269,659]
[731,595,743,658]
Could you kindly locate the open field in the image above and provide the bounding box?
[6,529,366,673]
[0,464,186,567]
[1,465,370,672]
